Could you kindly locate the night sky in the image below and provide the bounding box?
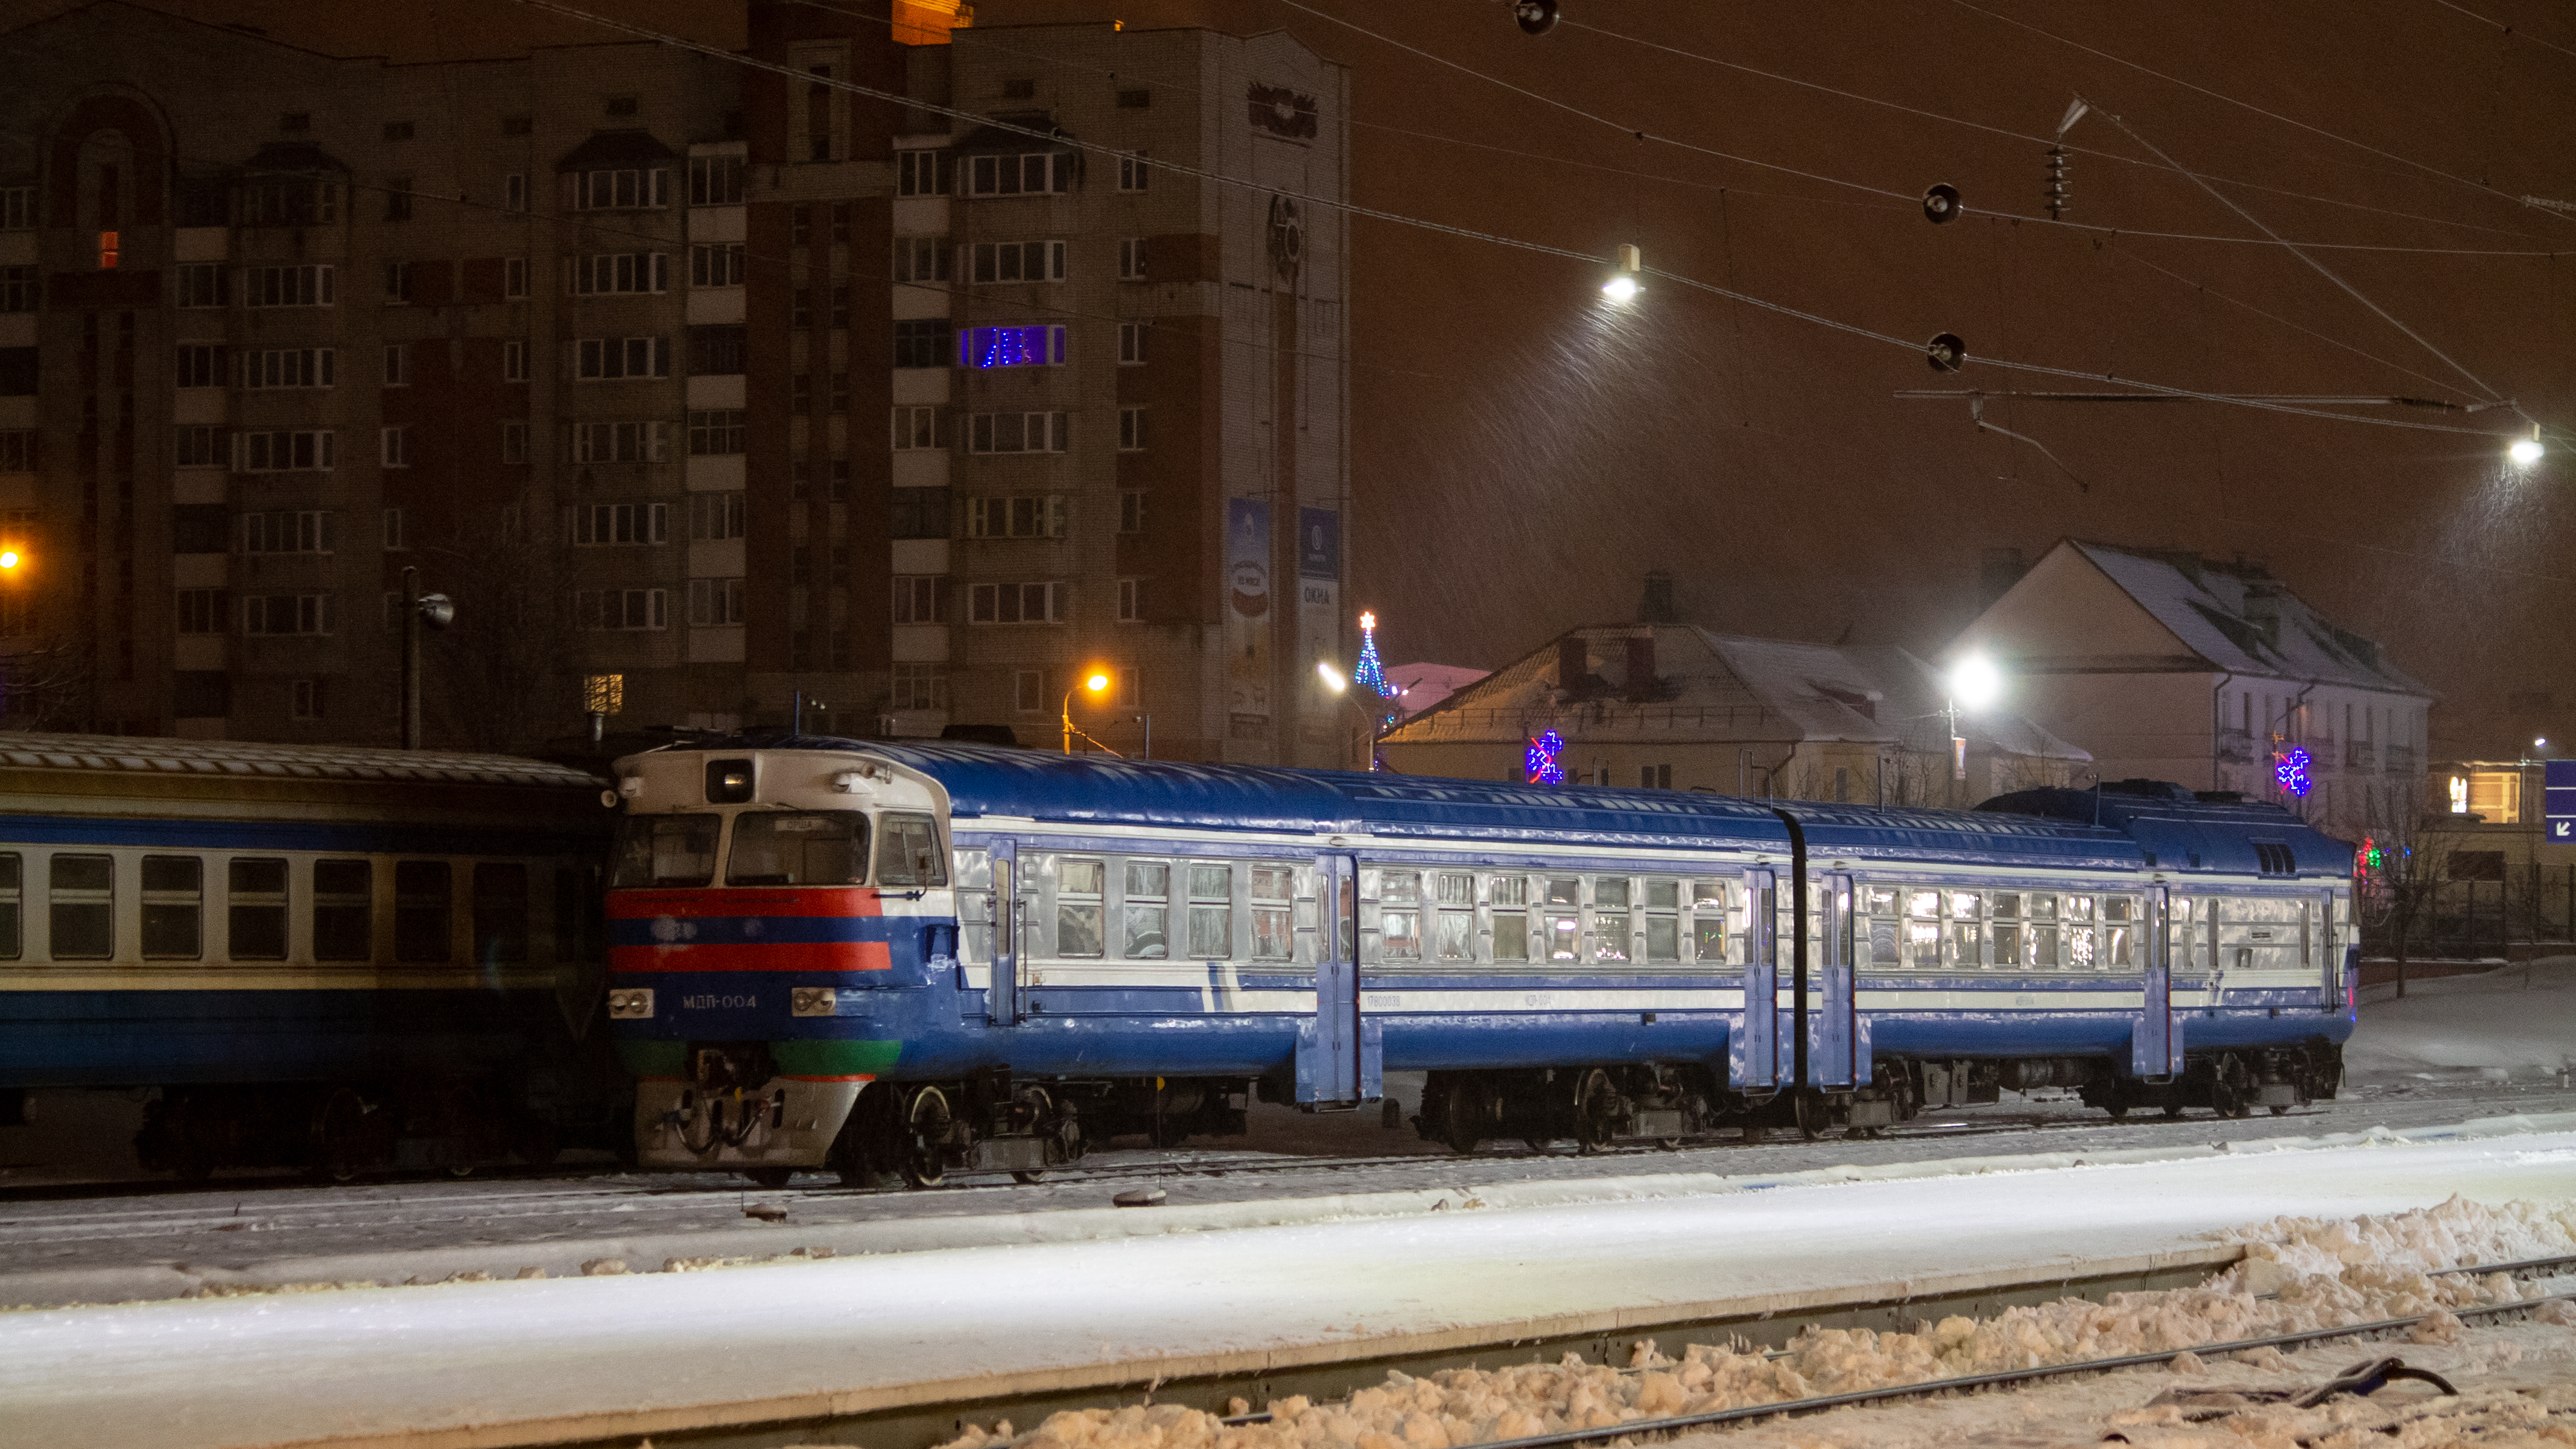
[11,0,2572,754]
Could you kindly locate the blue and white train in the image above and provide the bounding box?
[0,734,621,1179]
[606,739,2358,1187]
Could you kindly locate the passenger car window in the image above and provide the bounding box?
[728,811,868,886]
[1186,864,1232,959]
[474,862,528,963]
[141,855,203,960]
[1058,858,1105,957]
[50,854,113,960]
[313,859,372,961]
[612,814,721,889]
[1123,860,1169,959]
[1491,875,1529,963]
[1377,870,1420,960]
[0,853,18,959]
[1249,864,1293,960]
[229,858,288,960]
[875,813,946,887]
[395,860,452,962]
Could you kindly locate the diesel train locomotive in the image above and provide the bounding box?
[604,738,2357,1188]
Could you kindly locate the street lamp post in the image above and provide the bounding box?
[1061,670,1117,755]
[1943,653,2003,803]
[398,565,455,750]
[1316,661,1388,771]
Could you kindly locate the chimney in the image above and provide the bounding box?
[1557,635,1591,699]
[1639,571,1677,624]
[1625,633,1658,702]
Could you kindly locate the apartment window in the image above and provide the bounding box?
[831,202,852,243]
[576,588,668,630]
[792,206,812,247]
[1118,407,1147,452]
[383,259,411,301]
[379,426,408,468]
[0,266,36,314]
[688,154,746,206]
[504,173,527,214]
[964,151,1073,197]
[567,501,669,545]
[687,577,745,626]
[687,409,746,456]
[968,495,1068,539]
[893,235,950,283]
[1118,322,1147,365]
[807,66,837,162]
[1117,668,1141,709]
[893,320,952,369]
[893,574,948,624]
[790,546,812,586]
[689,490,746,540]
[382,508,407,551]
[243,593,333,635]
[382,343,408,387]
[891,487,951,539]
[792,374,813,414]
[567,166,668,211]
[569,420,668,463]
[174,589,229,633]
[501,420,529,464]
[241,510,335,554]
[826,285,851,331]
[583,674,624,715]
[504,257,528,297]
[968,411,1068,453]
[239,179,337,226]
[891,405,939,450]
[1117,577,1141,622]
[1117,88,1152,109]
[1014,671,1045,712]
[1118,152,1149,191]
[174,263,227,308]
[968,581,1064,624]
[502,115,533,136]
[891,662,947,711]
[689,243,745,287]
[384,176,414,223]
[173,343,224,388]
[503,340,528,382]
[1640,764,1672,789]
[568,252,668,295]
[235,430,335,472]
[242,347,335,389]
[959,325,1065,369]
[829,458,851,501]
[792,288,813,329]
[896,150,948,197]
[170,426,220,468]
[1118,238,1146,280]
[244,264,335,308]
[968,239,1065,284]
[576,335,672,380]
[289,679,325,720]
[1119,490,1146,533]
[829,372,851,412]
[0,187,33,230]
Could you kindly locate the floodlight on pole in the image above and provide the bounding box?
[1943,653,2003,789]
[2509,428,2544,468]
[1317,661,1348,693]
[1603,243,1642,302]
[1061,669,1120,755]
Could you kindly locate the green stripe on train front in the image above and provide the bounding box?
[615,1039,690,1077]
[771,1038,904,1077]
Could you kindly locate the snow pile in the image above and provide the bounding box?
[2347,957,2576,1082]
[911,1199,2575,1449]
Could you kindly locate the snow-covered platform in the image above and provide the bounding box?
[5,1120,2573,1449]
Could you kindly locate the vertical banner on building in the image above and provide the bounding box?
[1297,507,1340,744]
[1227,498,1272,737]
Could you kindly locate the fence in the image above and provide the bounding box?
[2364,861,2576,960]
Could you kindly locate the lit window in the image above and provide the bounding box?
[958,325,1065,369]
[585,674,625,714]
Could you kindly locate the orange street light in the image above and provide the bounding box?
[1062,668,1121,755]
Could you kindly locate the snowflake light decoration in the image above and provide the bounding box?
[2274,747,2312,797]
[1525,729,1566,785]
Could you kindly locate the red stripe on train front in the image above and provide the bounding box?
[609,889,886,920]
[609,941,895,972]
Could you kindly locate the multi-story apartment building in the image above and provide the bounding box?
[0,1,1351,766]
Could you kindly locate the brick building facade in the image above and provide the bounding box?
[0,1,1351,765]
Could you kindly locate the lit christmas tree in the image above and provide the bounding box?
[1353,610,1389,699]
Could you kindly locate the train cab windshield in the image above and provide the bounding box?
[611,815,721,889]
[727,811,869,886]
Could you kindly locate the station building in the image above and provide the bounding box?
[0,1,1352,765]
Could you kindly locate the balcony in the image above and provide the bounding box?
[2345,740,2376,770]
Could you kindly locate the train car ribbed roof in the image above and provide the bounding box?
[0,732,605,789]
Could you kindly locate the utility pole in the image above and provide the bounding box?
[398,565,454,749]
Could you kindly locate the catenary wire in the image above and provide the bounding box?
[2424,0,2576,63]
[2098,242,2472,399]
[508,0,2538,442]
[1547,6,2554,243]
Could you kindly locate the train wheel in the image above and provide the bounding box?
[1792,1089,1827,1141]
[903,1086,953,1188]
[1011,1172,1045,1185]
[1572,1069,1619,1154]
[2211,1056,2256,1120]
[744,1167,794,1189]
[833,1083,907,1190]
[308,1086,370,1184]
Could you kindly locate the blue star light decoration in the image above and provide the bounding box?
[2274,747,2313,797]
[1525,729,1566,785]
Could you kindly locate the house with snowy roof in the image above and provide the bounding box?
[1375,624,2088,807]
[1951,541,2432,837]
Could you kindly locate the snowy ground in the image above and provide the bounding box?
[2346,957,2576,1086]
[3,1126,2572,1449]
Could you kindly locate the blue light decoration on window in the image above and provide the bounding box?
[959,325,1065,369]
[1525,729,1566,785]
[2274,747,2312,797]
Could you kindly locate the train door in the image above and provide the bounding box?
[987,839,1021,1027]
[1300,853,1363,1104]
[1807,871,1859,1088]
[2134,883,2181,1078]
[1730,868,1780,1092]
[2314,887,2337,1012]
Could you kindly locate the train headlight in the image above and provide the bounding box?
[792,986,839,1018]
[606,988,656,1020]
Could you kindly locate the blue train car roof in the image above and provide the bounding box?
[694,737,1796,852]
[1978,782,2355,880]
[1779,802,2140,874]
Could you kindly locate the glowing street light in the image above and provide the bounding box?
[1317,659,1386,772]
[1061,669,1117,754]
[2509,434,2545,468]
[0,549,19,570]
[1316,661,1348,693]
[1602,243,1642,303]
[1943,653,2004,788]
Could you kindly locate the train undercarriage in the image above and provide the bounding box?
[133,1076,606,1182]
